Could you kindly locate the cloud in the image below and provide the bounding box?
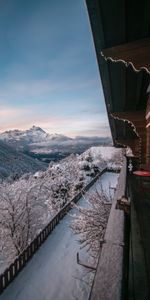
[67,129,111,138]
[0,108,21,118]
[0,76,101,105]
[0,111,111,137]
[0,0,109,138]
[0,79,63,102]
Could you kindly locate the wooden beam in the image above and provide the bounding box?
[112,111,146,136]
[102,38,150,73]
[112,111,145,121]
[115,138,140,158]
[112,111,146,163]
[146,96,150,164]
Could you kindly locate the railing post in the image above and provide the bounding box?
[0,275,3,293]
[9,264,14,282]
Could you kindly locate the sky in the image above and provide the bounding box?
[0,0,111,137]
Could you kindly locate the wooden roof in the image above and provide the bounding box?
[86,0,150,151]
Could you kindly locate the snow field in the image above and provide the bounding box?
[0,172,119,300]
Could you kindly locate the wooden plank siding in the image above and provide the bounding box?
[128,172,150,299]
[146,96,150,165]
[128,198,149,299]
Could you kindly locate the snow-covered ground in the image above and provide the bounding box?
[0,146,122,272]
[84,146,121,160]
[0,172,119,300]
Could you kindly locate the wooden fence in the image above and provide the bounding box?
[0,168,106,294]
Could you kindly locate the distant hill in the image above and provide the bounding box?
[0,140,46,179]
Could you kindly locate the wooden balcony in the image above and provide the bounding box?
[90,160,128,300]
[90,159,150,299]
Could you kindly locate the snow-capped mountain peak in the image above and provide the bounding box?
[28,125,46,133]
[0,126,73,150]
[25,126,48,140]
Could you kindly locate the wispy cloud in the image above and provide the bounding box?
[0,111,111,137]
[68,128,111,138]
[0,107,23,118]
[0,77,100,104]
[0,79,63,102]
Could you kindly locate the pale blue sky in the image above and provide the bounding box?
[0,0,110,137]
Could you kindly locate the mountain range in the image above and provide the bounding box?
[0,126,72,149]
[0,126,112,163]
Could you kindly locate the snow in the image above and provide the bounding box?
[31,148,53,154]
[0,126,71,145]
[0,172,119,300]
[0,149,107,271]
[84,146,121,160]
[0,145,122,272]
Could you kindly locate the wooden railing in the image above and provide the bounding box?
[0,168,106,294]
[90,160,127,300]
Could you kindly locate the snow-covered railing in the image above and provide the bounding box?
[0,168,106,294]
[90,159,127,300]
[107,164,122,173]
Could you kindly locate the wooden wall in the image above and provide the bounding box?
[146,96,150,165]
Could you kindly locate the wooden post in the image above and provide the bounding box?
[146,95,150,165]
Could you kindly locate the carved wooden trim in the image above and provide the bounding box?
[111,111,146,163]
[101,38,150,74]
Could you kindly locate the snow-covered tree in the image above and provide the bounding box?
[0,179,47,268]
[107,149,123,171]
[70,187,112,258]
[0,147,108,271]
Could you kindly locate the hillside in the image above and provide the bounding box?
[0,140,46,179]
[0,145,121,274]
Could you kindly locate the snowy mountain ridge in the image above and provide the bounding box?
[0,126,112,159]
[0,126,72,144]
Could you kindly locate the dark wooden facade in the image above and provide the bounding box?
[86,1,150,299]
[86,0,150,166]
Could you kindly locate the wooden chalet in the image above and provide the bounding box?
[85,0,150,299]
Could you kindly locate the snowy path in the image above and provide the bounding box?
[0,172,118,300]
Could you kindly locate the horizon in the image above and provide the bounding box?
[0,124,112,139]
[0,0,111,138]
